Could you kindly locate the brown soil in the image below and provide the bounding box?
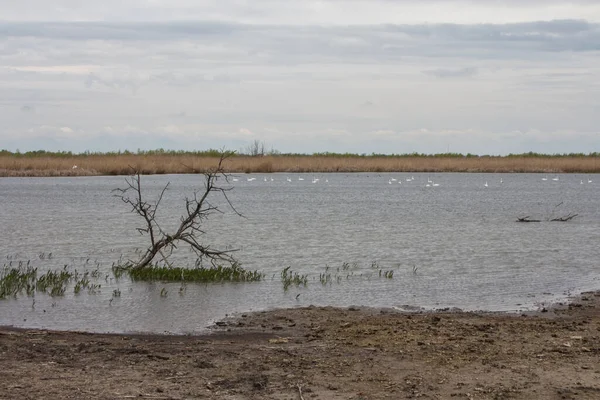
[2,293,600,400]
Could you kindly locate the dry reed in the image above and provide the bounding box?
[1,154,599,177]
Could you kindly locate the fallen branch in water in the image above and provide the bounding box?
[516,216,541,223]
[517,213,578,223]
[551,213,578,222]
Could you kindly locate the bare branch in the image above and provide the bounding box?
[115,151,241,271]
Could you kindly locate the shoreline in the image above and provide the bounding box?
[0,289,590,337]
[1,291,599,399]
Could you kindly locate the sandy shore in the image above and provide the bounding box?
[1,292,600,399]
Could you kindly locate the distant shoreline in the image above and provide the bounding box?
[1,153,599,176]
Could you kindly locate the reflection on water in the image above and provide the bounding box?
[1,173,599,333]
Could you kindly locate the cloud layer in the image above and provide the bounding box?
[1,1,599,154]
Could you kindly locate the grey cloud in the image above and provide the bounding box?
[0,21,241,41]
[0,20,598,76]
[423,67,477,78]
[85,73,139,94]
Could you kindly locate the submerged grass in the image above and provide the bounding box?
[0,263,78,298]
[123,263,264,283]
[0,263,37,299]
[281,266,309,291]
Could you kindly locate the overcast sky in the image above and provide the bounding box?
[1,1,599,155]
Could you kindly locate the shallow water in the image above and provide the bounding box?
[1,172,599,333]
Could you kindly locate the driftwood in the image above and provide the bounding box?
[517,216,541,223]
[551,213,578,222]
[517,213,578,223]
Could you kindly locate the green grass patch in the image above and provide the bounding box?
[122,263,264,283]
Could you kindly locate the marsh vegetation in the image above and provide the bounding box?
[1,149,599,176]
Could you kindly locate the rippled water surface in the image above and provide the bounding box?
[1,173,599,333]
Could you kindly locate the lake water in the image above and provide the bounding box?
[1,172,599,333]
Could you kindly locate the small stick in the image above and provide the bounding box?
[297,383,305,400]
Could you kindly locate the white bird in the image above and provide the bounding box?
[391,178,397,182]
[484,181,488,187]
[232,178,239,182]
[247,177,256,182]
[581,180,584,184]
[432,182,440,187]
[425,183,431,187]
[312,177,319,183]
[271,177,274,181]
[427,177,432,183]
[542,176,548,181]
[500,178,503,184]
[298,177,304,181]
[286,177,292,182]
[72,165,78,169]
[388,179,393,184]
[264,177,268,182]
[588,178,593,183]
[325,178,329,183]
[552,176,559,181]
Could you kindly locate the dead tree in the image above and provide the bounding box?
[113,151,240,271]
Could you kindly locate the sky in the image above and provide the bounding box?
[1,0,600,155]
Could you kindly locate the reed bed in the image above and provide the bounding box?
[1,154,599,176]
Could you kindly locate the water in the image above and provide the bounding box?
[1,173,599,333]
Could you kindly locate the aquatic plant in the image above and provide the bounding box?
[281,266,308,291]
[0,263,37,299]
[123,263,264,283]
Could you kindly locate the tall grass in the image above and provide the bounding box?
[1,152,599,176]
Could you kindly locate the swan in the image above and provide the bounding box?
[484,181,488,187]
[427,177,432,183]
[588,178,593,183]
[500,178,503,184]
[390,178,397,182]
[581,180,584,184]
[432,182,440,187]
[286,177,292,182]
[264,177,268,182]
[247,177,256,182]
[552,176,559,181]
[298,177,304,181]
[542,176,548,181]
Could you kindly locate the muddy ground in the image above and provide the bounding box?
[1,293,600,400]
